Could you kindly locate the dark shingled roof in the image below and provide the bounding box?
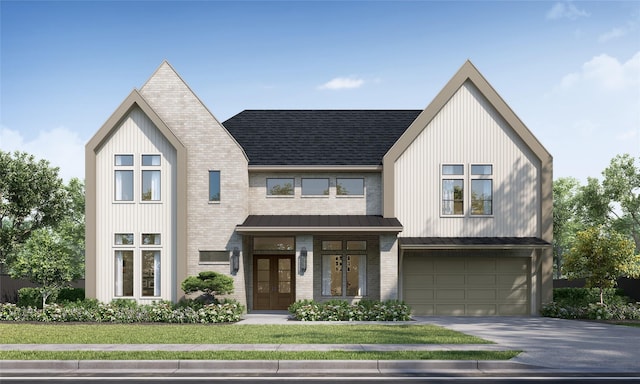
[223,110,421,166]
[237,215,403,232]
[399,237,551,248]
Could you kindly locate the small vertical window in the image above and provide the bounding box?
[471,164,493,215]
[141,250,160,297]
[209,171,221,202]
[441,164,464,215]
[336,178,364,196]
[114,170,133,201]
[142,170,161,201]
[115,250,134,297]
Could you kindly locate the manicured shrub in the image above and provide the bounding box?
[17,287,42,308]
[553,287,629,307]
[288,299,411,321]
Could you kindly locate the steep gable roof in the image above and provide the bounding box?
[223,110,421,166]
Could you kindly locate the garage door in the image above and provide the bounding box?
[403,252,531,316]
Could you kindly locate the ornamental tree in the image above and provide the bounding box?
[562,226,639,304]
[181,271,234,303]
[10,228,80,308]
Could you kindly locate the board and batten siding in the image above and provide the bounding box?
[394,81,541,238]
[94,107,178,303]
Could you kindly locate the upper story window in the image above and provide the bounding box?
[336,178,364,196]
[115,155,133,166]
[267,178,294,196]
[302,178,329,196]
[441,164,464,215]
[209,171,221,202]
[114,155,134,202]
[114,233,134,245]
[470,165,493,216]
[141,154,161,201]
[142,233,161,245]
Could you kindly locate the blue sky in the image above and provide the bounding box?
[1,0,638,182]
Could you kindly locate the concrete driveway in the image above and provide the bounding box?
[417,316,640,372]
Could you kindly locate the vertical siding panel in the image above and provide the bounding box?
[395,82,540,238]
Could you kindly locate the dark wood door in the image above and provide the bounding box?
[253,255,295,310]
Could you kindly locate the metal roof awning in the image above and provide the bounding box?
[236,215,403,233]
[399,237,551,250]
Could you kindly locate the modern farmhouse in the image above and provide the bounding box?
[85,60,553,316]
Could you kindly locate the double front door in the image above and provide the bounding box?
[253,255,295,310]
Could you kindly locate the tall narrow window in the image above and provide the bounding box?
[115,170,133,201]
[209,171,220,202]
[471,165,493,215]
[115,250,134,297]
[142,170,161,201]
[141,250,161,297]
[442,164,464,215]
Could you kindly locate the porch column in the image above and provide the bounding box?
[379,234,399,300]
[296,235,313,302]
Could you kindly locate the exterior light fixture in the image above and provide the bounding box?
[231,247,240,274]
[299,247,307,274]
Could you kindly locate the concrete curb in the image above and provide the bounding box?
[0,359,541,374]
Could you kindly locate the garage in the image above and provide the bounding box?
[402,250,532,316]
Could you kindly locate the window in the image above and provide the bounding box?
[336,178,364,196]
[253,237,295,251]
[441,164,464,215]
[321,240,367,296]
[142,155,161,166]
[141,170,161,201]
[199,250,230,263]
[115,250,134,297]
[115,170,133,201]
[471,165,493,215]
[267,178,294,196]
[302,178,329,196]
[141,250,160,297]
[142,233,161,245]
[209,171,220,202]
[115,155,133,166]
[115,233,134,245]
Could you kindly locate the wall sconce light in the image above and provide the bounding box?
[231,247,240,274]
[299,247,307,274]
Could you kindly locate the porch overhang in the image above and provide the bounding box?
[399,237,551,250]
[236,215,403,234]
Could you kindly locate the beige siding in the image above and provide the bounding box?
[94,107,177,303]
[249,172,381,215]
[395,81,541,237]
[139,63,249,305]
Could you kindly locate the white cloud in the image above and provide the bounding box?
[557,52,640,91]
[598,22,636,43]
[546,2,589,20]
[318,77,364,90]
[0,126,85,182]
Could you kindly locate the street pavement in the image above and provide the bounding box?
[1,314,639,375]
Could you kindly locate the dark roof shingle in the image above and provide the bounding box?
[223,110,421,166]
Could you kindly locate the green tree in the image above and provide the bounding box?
[562,226,639,304]
[9,228,80,307]
[181,271,234,303]
[553,177,583,278]
[0,151,67,270]
[57,178,85,278]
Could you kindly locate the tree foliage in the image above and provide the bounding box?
[181,271,234,302]
[552,177,583,278]
[562,226,639,304]
[9,228,80,308]
[0,151,67,269]
[57,178,85,278]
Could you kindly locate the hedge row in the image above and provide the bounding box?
[541,288,640,321]
[288,299,412,321]
[0,299,244,323]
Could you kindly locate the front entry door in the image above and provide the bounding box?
[253,255,295,310]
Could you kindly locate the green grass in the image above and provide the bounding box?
[0,350,520,361]
[614,322,640,328]
[0,324,491,345]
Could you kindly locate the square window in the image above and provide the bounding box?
[142,155,161,166]
[209,171,220,202]
[267,178,294,196]
[336,178,364,196]
[115,155,133,166]
[302,178,329,196]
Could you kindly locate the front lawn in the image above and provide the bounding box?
[0,324,491,345]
